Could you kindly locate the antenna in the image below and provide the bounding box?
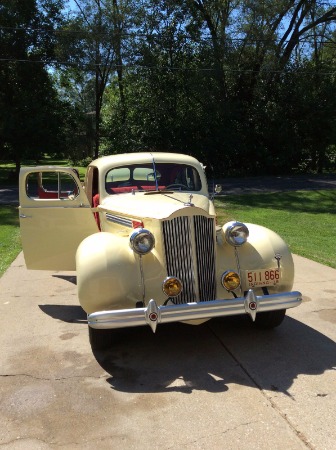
[149,153,159,191]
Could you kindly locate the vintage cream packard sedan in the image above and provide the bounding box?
[19,152,302,349]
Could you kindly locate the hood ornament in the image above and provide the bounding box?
[184,194,194,207]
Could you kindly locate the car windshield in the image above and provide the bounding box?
[105,163,202,194]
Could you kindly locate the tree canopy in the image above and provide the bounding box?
[1,0,336,176]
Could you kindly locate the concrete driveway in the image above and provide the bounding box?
[0,252,335,449]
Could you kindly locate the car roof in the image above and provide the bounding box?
[88,152,203,172]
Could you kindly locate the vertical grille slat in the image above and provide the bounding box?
[162,215,216,304]
[194,216,217,301]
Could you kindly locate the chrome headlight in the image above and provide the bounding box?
[130,228,155,255]
[224,221,249,247]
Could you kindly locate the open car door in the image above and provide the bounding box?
[19,167,99,270]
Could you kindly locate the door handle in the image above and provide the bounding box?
[20,214,32,218]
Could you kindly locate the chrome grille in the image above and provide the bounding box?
[162,216,196,303]
[162,215,216,304]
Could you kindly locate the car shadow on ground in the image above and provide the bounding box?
[37,302,336,395]
[39,304,86,323]
[89,316,336,396]
[52,274,77,284]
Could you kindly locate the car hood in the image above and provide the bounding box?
[100,191,213,220]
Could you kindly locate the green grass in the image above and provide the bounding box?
[215,190,336,269]
[0,156,86,185]
[0,206,21,276]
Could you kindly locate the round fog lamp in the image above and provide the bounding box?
[224,221,249,247]
[130,228,155,255]
[162,277,182,297]
[221,271,241,291]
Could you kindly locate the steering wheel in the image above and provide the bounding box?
[166,183,189,190]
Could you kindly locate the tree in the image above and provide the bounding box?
[57,0,132,158]
[0,0,65,175]
[184,0,336,173]
[3,0,333,175]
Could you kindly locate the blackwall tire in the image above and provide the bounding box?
[88,326,114,350]
[254,309,286,329]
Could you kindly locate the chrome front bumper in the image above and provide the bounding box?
[88,290,302,332]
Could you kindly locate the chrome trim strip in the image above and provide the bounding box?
[106,214,132,228]
[234,247,243,296]
[88,290,302,332]
[139,255,146,304]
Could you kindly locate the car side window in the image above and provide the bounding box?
[26,171,79,200]
[106,167,130,183]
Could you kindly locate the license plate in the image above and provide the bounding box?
[245,269,281,288]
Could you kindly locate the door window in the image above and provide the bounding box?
[26,171,79,200]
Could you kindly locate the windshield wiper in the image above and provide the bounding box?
[144,190,174,195]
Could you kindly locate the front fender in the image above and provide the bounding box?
[76,232,141,313]
[217,223,294,294]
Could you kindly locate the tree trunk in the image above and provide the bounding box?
[95,65,100,160]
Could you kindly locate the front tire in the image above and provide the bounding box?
[88,326,114,350]
[254,309,286,329]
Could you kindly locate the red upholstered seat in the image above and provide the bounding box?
[92,194,101,229]
[140,186,165,191]
[38,187,69,199]
[110,186,167,193]
[110,186,138,194]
